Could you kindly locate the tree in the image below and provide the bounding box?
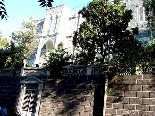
[4,42,26,68]
[144,39,155,63]
[0,41,26,68]
[143,0,155,39]
[44,42,71,78]
[0,0,53,19]
[0,35,8,49]
[73,0,139,65]
[12,17,38,58]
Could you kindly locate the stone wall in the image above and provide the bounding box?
[39,66,107,116]
[3,66,155,116]
[0,69,22,115]
[0,68,48,115]
[0,66,107,116]
[106,74,155,116]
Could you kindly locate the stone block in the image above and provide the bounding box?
[139,111,155,116]
[119,97,129,104]
[106,96,118,103]
[150,80,155,84]
[123,104,136,110]
[112,103,123,109]
[143,74,154,79]
[130,85,142,91]
[129,98,142,104]
[117,109,126,115]
[124,91,137,97]
[105,108,116,115]
[136,105,149,111]
[137,80,150,85]
[149,106,155,111]
[119,85,129,91]
[142,98,155,105]
[115,76,137,85]
[137,92,149,98]
[150,92,155,98]
[118,109,139,116]
[143,85,155,91]
[107,90,124,96]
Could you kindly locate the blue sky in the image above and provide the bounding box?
[0,0,92,37]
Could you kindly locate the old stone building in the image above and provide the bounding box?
[122,0,149,45]
[32,0,149,66]
[33,4,84,66]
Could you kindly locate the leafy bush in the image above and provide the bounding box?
[0,42,26,68]
[44,42,71,78]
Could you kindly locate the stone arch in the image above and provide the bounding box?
[34,37,55,66]
[46,39,54,51]
[41,39,54,53]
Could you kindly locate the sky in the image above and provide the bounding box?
[0,0,92,37]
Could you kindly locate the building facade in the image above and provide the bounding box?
[33,0,150,66]
[33,4,84,66]
[122,0,150,45]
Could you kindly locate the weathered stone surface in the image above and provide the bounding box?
[106,74,155,115]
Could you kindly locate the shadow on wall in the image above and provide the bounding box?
[40,73,106,116]
[0,68,22,116]
[0,67,107,116]
[0,68,48,116]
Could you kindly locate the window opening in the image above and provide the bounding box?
[139,6,146,22]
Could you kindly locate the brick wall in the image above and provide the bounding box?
[0,66,106,116]
[0,68,47,115]
[0,69,22,115]
[39,74,106,116]
[106,74,155,116]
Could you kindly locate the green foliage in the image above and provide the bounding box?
[73,0,139,65]
[0,18,37,68]
[44,42,71,78]
[143,0,155,38]
[12,18,38,57]
[0,35,9,49]
[106,87,112,93]
[145,39,155,62]
[0,42,26,68]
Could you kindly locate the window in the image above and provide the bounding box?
[139,6,146,22]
